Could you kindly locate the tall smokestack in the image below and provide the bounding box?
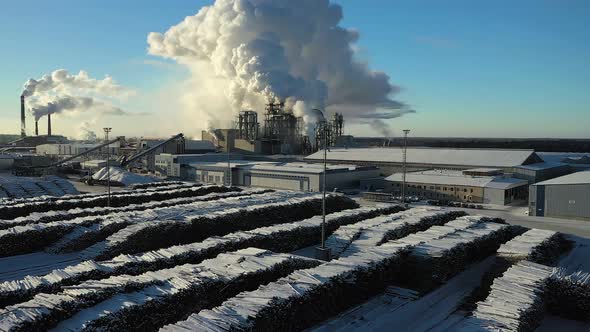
[35,121,39,136]
[47,113,52,136]
[20,95,26,138]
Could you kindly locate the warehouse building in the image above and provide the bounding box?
[510,162,571,184]
[192,161,379,192]
[385,169,529,205]
[529,171,590,220]
[155,153,244,179]
[36,142,120,157]
[305,147,544,176]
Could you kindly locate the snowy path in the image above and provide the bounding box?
[311,256,495,332]
[0,252,84,282]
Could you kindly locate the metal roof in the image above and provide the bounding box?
[305,147,538,168]
[533,171,590,186]
[385,170,528,189]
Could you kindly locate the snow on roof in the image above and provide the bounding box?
[92,167,160,186]
[305,147,538,167]
[533,171,590,186]
[385,170,527,189]
[190,161,368,174]
[515,162,567,171]
[246,162,366,174]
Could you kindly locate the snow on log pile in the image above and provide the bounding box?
[0,205,398,308]
[0,175,78,200]
[0,182,197,208]
[0,248,319,332]
[160,216,504,331]
[401,219,518,290]
[129,181,185,190]
[458,261,553,332]
[497,229,572,265]
[0,188,269,231]
[0,183,231,220]
[92,194,358,260]
[91,166,160,186]
[325,208,467,258]
[544,268,590,321]
[0,189,274,257]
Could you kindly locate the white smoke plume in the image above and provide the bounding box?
[22,69,134,121]
[147,0,412,136]
[78,121,98,142]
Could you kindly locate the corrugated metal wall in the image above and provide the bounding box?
[544,184,590,220]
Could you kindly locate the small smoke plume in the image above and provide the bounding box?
[148,0,412,135]
[29,95,128,121]
[22,69,134,121]
[78,121,98,142]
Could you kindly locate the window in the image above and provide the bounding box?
[430,186,434,190]
[208,176,214,182]
[215,176,221,183]
[443,187,447,191]
[463,188,467,192]
[470,189,474,193]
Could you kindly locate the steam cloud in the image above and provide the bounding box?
[147,0,413,136]
[22,69,134,121]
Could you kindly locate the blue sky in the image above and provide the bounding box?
[0,0,589,138]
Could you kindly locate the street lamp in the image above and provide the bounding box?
[312,109,331,261]
[401,129,410,207]
[103,127,112,207]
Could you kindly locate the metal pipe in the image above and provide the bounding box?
[103,127,112,207]
[47,113,52,136]
[321,121,327,249]
[20,95,26,138]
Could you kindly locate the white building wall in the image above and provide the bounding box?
[483,187,506,205]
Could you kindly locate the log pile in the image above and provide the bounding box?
[0,205,393,307]
[544,268,590,321]
[129,181,185,190]
[0,188,267,231]
[159,218,498,331]
[399,219,519,290]
[325,208,467,258]
[498,228,572,265]
[0,190,274,257]
[0,248,318,332]
[0,183,233,220]
[458,261,553,332]
[95,194,358,260]
[160,242,412,332]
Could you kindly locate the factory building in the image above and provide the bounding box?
[155,153,243,179]
[191,161,379,192]
[529,171,590,220]
[305,147,544,176]
[202,102,345,155]
[385,169,529,205]
[510,162,571,184]
[36,142,120,157]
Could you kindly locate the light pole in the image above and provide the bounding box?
[103,127,112,207]
[227,127,232,187]
[313,109,330,260]
[401,129,410,207]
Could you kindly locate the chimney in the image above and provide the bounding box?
[47,113,52,136]
[20,95,26,138]
[35,121,39,136]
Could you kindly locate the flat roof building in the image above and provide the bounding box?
[385,169,529,205]
[191,161,380,192]
[529,171,590,220]
[305,147,543,175]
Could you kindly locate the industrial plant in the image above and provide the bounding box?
[202,101,346,155]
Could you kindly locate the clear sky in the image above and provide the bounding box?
[0,0,588,138]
